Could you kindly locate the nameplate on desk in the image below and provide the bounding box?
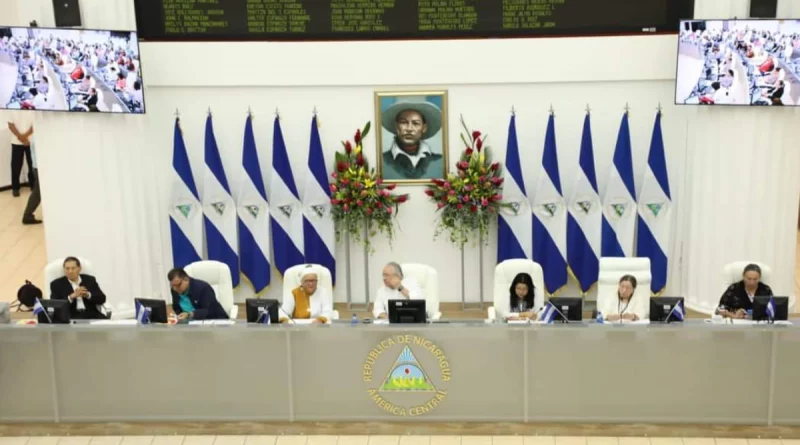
[507,319,530,325]
[372,319,390,325]
[87,320,138,326]
[188,320,236,326]
[292,319,315,325]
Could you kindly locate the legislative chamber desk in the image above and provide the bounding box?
[2,320,799,425]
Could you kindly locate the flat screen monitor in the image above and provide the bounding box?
[649,297,686,323]
[0,26,144,113]
[547,297,583,322]
[752,296,789,321]
[134,298,168,323]
[388,299,427,324]
[245,298,279,324]
[675,19,800,106]
[38,299,70,324]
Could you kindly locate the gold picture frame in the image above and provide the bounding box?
[374,90,449,185]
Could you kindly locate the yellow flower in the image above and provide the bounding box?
[354,143,362,155]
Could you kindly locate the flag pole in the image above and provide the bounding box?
[362,219,371,311]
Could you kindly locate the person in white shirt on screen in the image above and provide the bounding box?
[280,265,333,324]
[601,275,646,322]
[373,262,423,319]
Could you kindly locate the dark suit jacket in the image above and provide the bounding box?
[718,280,773,312]
[50,274,107,320]
[382,150,443,180]
[170,278,229,320]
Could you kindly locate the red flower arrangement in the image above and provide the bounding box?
[330,122,409,248]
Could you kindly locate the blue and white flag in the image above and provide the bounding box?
[33,298,46,316]
[601,112,637,258]
[135,300,150,325]
[539,301,558,324]
[531,113,568,296]
[203,115,240,287]
[270,116,305,275]
[169,118,203,268]
[637,111,671,294]
[670,299,685,322]
[498,114,532,262]
[566,113,602,294]
[259,308,271,324]
[302,115,336,284]
[238,115,271,294]
[766,295,776,320]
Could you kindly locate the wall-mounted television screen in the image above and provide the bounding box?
[0,26,144,114]
[676,19,800,106]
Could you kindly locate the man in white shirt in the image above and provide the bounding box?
[372,262,423,319]
[7,111,35,197]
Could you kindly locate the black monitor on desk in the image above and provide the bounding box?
[547,297,583,322]
[246,298,279,324]
[752,296,789,321]
[38,299,71,324]
[134,298,168,323]
[389,299,427,324]
[650,297,685,323]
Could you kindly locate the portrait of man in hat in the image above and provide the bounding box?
[375,91,448,183]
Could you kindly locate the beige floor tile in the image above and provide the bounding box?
[459,438,492,445]
[683,439,715,445]
[493,438,524,445]
[523,438,554,445]
[120,437,154,445]
[26,438,59,445]
[337,438,369,445]
[429,437,459,445]
[274,437,306,445]
[306,438,337,445]
[58,438,92,445]
[618,439,649,445]
[244,437,276,445]
[554,438,585,445]
[182,438,214,445]
[398,437,430,445]
[649,439,682,445]
[214,438,246,445]
[150,438,184,445]
[0,438,29,445]
[89,437,122,445]
[586,438,617,445]
[716,440,748,445]
[782,441,800,445]
[749,441,782,445]
[368,438,399,445]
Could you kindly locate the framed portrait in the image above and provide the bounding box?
[375,90,449,184]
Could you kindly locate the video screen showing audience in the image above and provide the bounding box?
[676,19,800,106]
[0,27,144,114]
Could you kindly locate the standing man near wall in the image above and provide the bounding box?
[7,111,35,197]
[22,136,41,225]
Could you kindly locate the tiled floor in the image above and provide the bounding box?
[1,438,800,445]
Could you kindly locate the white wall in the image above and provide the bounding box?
[12,0,800,315]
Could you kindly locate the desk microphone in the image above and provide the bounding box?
[278,305,295,324]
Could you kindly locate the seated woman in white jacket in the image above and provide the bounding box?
[600,275,646,322]
[280,266,333,324]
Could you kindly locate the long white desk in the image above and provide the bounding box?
[1,321,798,424]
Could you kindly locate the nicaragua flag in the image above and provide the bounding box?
[302,115,336,284]
[203,115,240,287]
[538,302,558,324]
[169,118,203,268]
[270,115,305,275]
[636,111,671,294]
[238,115,271,293]
[766,295,776,320]
[601,112,637,258]
[498,114,532,262]
[670,299,685,322]
[566,113,602,295]
[531,113,568,296]
[135,300,150,325]
[33,297,47,317]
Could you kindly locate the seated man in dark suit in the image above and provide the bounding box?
[50,257,107,319]
[167,268,229,321]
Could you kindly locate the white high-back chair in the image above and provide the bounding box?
[722,261,772,290]
[488,259,545,321]
[184,260,237,320]
[399,263,441,320]
[597,257,652,319]
[282,263,339,320]
[44,257,108,316]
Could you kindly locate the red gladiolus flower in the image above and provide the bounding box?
[355,129,362,144]
[345,141,353,154]
[377,179,384,185]
[356,200,363,206]
[493,194,503,201]
[458,161,468,170]
[341,178,350,185]
[437,202,445,209]
[479,176,486,182]
[380,189,389,197]
[465,147,473,157]
[331,172,338,179]
[356,153,365,166]
[481,198,489,207]
[343,204,350,211]
[386,207,393,214]
[472,130,481,139]
[387,184,397,191]
[465,185,473,192]
[476,138,483,151]
[461,195,469,203]
[376,201,384,209]
[330,199,341,205]
[490,162,500,171]
[443,182,451,189]
[366,208,373,216]
[457,203,463,210]
[397,195,408,203]
[353,182,362,189]
[470,205,477,213]
[491,177,503,185]
[330,184,338,192]
[336,161,347,172]
[448,189,455,196]
[432,179,444,186]
[425,189,435,197]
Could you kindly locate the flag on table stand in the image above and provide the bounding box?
[566,113,602,295]
[270,115,305,275]
[498,114,533,262]
[539,301,558,324]
[601,111,637,258]
[766,295,776,321]
[670,299,685,322]
[135,300,150,325]
[169,117,203,268]
[33,297,50,323]
[637,111,672,294]
[203,114,240,287]
[531,113,568,296]
[238,114,271,293]
[302,115,336,284]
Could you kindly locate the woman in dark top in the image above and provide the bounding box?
[717,263,773,319]
[508,273,536,320]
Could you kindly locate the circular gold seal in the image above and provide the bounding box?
[362,334,451,417]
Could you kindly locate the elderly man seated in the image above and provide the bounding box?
[280,265,333,324]
[372,262,424,319]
